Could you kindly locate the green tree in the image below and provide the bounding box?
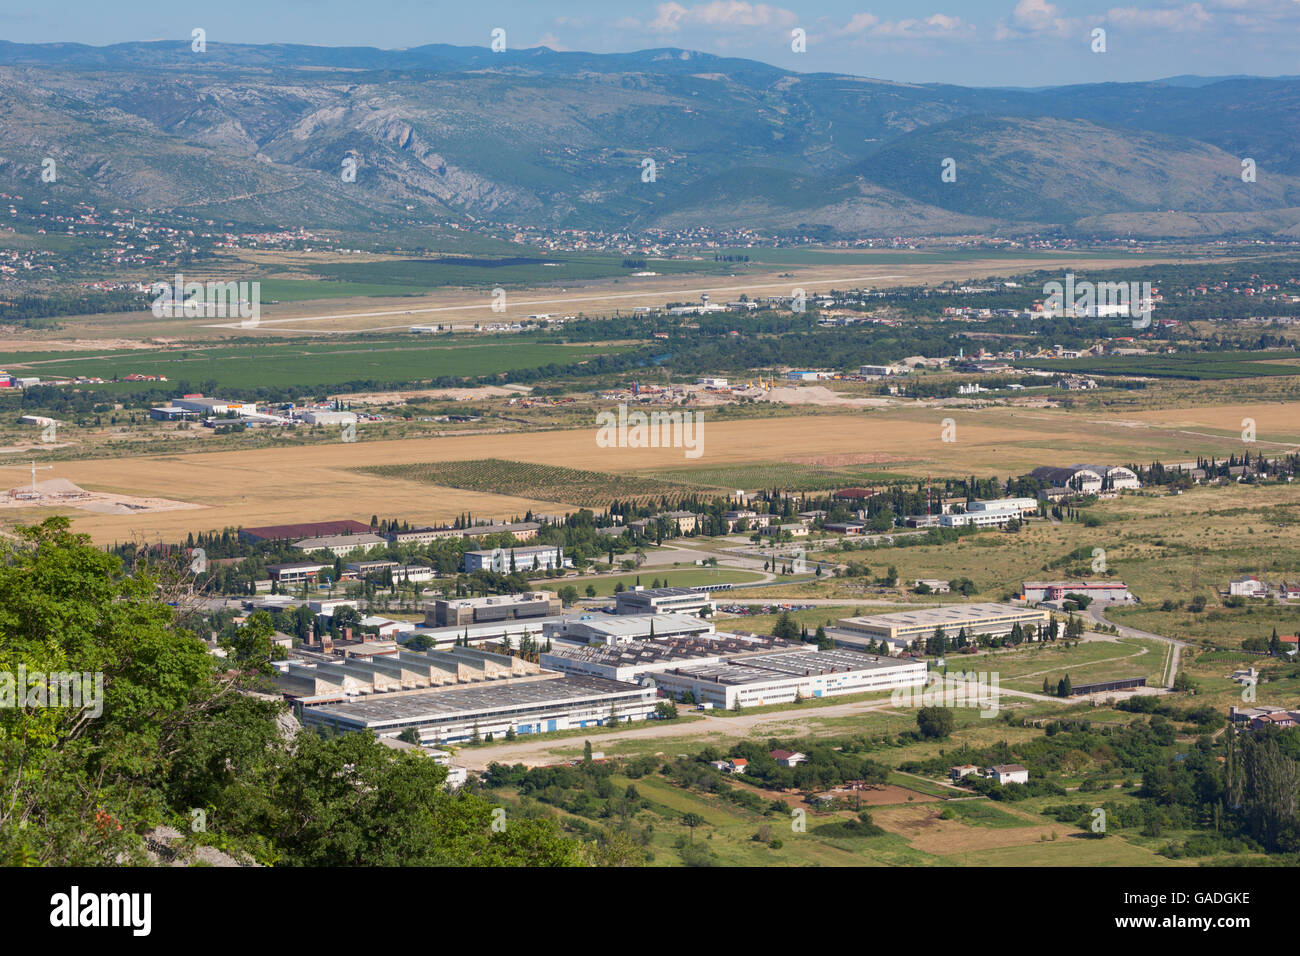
[681,812,705,843]
[916,706,955,739]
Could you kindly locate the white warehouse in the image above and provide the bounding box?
[463,545,571,573]
[652,648,927,710]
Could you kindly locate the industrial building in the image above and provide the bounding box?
[1029,464,1141,494]
[540,633,799,682]
[293,532,388,557]
[651,648,927,710]
[299,409,357,426]
[543,612,715,645]
[462,545,571,573]
[240,520,373,544]
[837,603,1050,646]
[966,497,1038,516]
[174,395,260,417]
[1023,581,1132,603]
[614,586,715,617]
[425,591,560,628]
[296,671,657,744]
[389,521,541,545]
[278,646,541,700]
[939,497,1037,528]
[265,562,329,585]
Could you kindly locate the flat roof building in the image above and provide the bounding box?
[545,612,715,645]
[463,545,570,573]
[297,673,656,745]
[390,522,542,546]
[294,533,387,557]
[652,648,927,710]
[426,591,561,628]
[540,633,798,682]
[837,603,1050,645]
[266,562,329,585]
[614,586,716,617]
[1023,581,1132,603]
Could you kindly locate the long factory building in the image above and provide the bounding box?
[282,645,656,744]
[541,633,800,682]
[299,673,656,744]
[651,647,928,710]
[837,603,1050,646]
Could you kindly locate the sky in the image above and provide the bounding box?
[1,0,1298,86]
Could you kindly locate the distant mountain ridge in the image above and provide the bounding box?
[0,40,1297,239]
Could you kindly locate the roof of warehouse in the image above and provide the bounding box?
[619,587,707,599]
[572,613,713,636]
[840,603,1045,627]
[305,674,650,726]
[663,648,920,685]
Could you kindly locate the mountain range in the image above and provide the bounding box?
[1,40,1298,240]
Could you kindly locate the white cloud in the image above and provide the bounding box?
[998,0,1080,38]
[1107,3,1212,30]
[838,11,970,39]
[641,2,799,35]
[535,32,568,50]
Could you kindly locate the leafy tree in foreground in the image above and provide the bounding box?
[0,517,580,867]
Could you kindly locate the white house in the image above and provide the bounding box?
[770,749,806,768]
[986,764,1029,786]
[1229,575,1268,598]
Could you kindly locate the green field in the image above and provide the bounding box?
[0,339,632,392]
[975,637,1170,693]
[1017,350,1300,380]
[943,800,1030,828]
[305,254,726,290]
[644,461,904,492]
[611,773,940,866]
[357,458,704,507]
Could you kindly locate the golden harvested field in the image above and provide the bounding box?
[4,397,1298,544]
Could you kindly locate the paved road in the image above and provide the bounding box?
[1088,604,1187,688]
[452,674,1068,771]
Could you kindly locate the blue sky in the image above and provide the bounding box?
[2,0,1298,86]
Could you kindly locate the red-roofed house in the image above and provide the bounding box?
[1250,712,1298,730]
[725,758,749,774]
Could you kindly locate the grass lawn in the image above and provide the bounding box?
[960,637,1170,692]
[943,800,1032,828]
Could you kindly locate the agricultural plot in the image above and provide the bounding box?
[307,254,727,290]
[617,774,941,867]
[977,638,1169,693]
[0,338,631,392]
[355,458,704,507]
[1017,350,1300,380]
[643,460,906,492]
